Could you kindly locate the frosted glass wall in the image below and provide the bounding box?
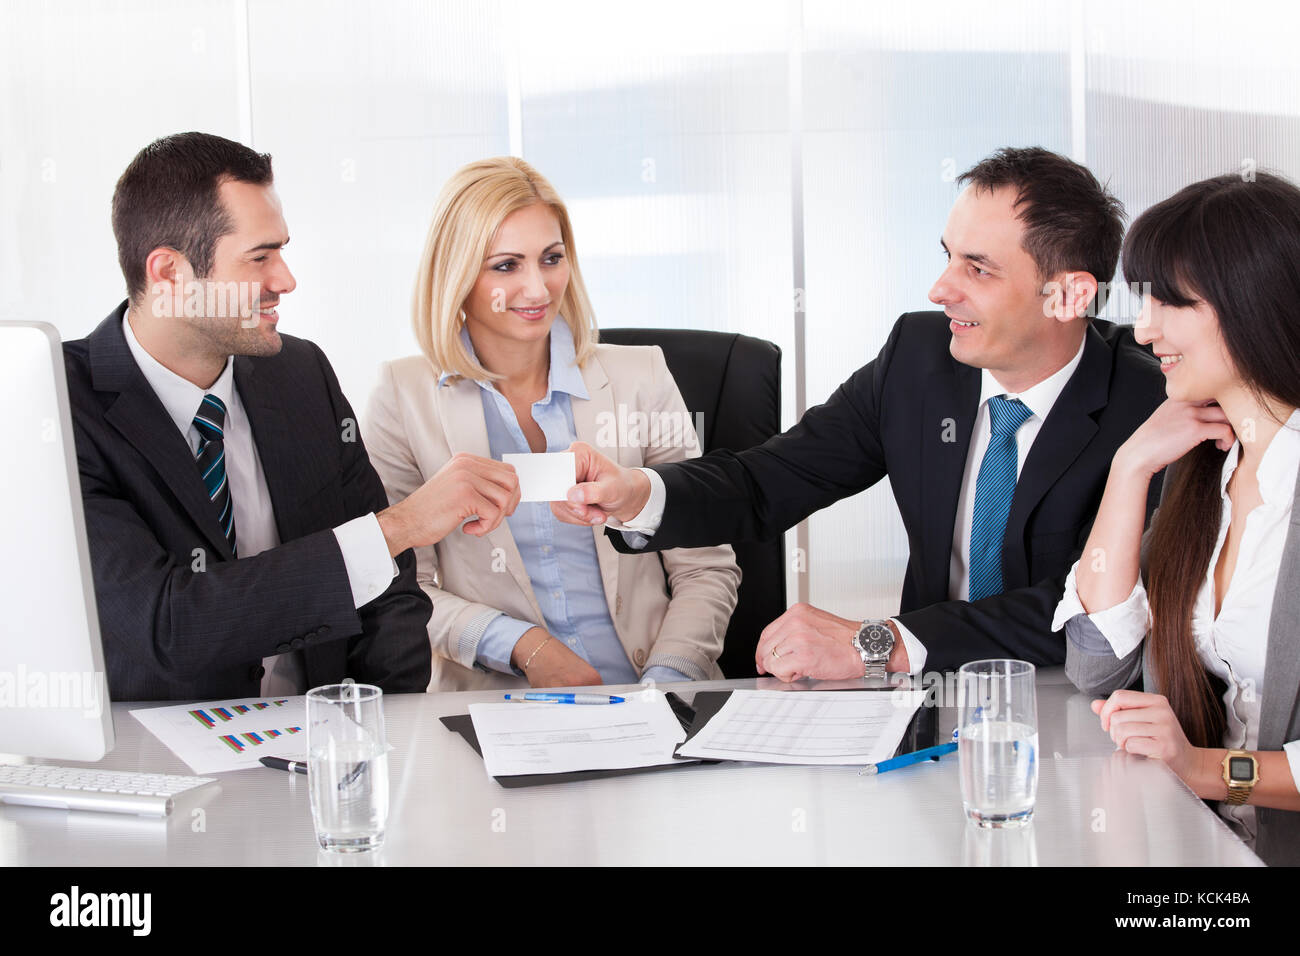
[0,0,244,339]
[245,0,512,392]
[801,0,1076,619]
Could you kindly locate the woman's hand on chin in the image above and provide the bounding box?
[1113,399,1236,481]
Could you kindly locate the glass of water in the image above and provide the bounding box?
[306,683,389,852]
[957,659,1037,828]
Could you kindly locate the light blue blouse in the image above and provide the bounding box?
[441,320,687,685]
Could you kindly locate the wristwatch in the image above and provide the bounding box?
[853,620,895,680]
[1221,750,1259,805]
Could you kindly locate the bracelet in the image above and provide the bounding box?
[522,636,552,671]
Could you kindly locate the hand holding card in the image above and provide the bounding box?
[503,452,577,502]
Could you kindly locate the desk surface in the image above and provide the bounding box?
[0,670,1263,866]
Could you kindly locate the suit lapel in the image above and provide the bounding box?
[1260,480,1300,747]
[1001,326,1107,588]
[572,355,620,612]
[923,357,980,598]
[91,309,235,560]
[231,356,303,541]
[437,375,542,621]
[437,376,494,460]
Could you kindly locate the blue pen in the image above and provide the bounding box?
[504,693,626,704]
[859,729,959,776]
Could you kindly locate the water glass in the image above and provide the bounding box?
[306,683,389,852]
[957,659,1038,828]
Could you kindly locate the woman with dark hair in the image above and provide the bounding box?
[1053,171,1300,864]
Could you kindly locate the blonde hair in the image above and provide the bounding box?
[412,157,598,381]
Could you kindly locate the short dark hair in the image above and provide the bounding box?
[957,146,1126,310]
[112,132,274,302]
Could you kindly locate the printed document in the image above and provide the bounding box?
[675,690,924,764]
[468,689,686,776]
[131,696,307,774]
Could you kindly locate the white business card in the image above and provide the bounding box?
[502,452,577,503]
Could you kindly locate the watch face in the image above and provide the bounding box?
[1229,756,1255,782]
[856,623,892,660]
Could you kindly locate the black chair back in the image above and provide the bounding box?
[598,327,784,678]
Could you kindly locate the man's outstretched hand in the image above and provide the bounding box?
[551,441,652,527]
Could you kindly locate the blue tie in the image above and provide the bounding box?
[193,394,237,557]
[968,396,1032,602]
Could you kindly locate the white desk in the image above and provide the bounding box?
[0,669,1263,866]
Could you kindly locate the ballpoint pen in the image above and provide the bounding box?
[259,756,308,775]
[503,693,626,704]
[859,729,960,776]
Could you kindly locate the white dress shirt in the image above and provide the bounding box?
[622,335,1087,675]
[122,313,396,693]
[1053,409,1300,841]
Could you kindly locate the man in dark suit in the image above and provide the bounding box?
[66,132,520,700]
[558,147,1167,680]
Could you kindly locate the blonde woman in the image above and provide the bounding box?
[365,157,740,691]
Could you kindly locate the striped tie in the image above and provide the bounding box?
[193,394,237,556]
[968,396,1032,602]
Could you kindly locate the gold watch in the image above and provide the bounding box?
[1221,750,1259,805]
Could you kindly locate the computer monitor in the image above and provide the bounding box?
[0,321,113,760]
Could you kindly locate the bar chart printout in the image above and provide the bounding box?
[675,690,925,765]
[131,696,308,773]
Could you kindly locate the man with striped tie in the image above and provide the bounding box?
[63,133,520,700]
[559,147,1168,681]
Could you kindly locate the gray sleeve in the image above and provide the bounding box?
[1063,491,1165,697]
[1064,614,1145,695]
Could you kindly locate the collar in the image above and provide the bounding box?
[121,310,236,440]
[1221,407,1300,504]
[438,318,590,402]
[977,334,1087,421]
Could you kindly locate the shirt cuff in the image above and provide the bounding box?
[889,618,927,676]
[606,468,666,536]
[473,613,536,676]
[1051,560,1151,661]
[640,665,691,684]
[1283,739,1300,796]
[332,513,398,609]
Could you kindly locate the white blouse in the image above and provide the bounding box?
[1053,409,1300,842]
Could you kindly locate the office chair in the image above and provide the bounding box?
[598,327,784,678]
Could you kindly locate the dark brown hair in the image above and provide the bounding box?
[958,147,1126,310]
[112,132,273,302]
[1124,171,1300,748]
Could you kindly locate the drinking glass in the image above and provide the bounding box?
[957,659,1038,828]
[306,683,389,852]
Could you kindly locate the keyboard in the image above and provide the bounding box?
[0,764,217,817]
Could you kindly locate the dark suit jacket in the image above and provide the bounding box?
[63,303,432,701]
[612,311,1167,670]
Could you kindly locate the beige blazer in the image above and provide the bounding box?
[363,342,741,691]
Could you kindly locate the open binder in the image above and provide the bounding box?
[441,687,932,788]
